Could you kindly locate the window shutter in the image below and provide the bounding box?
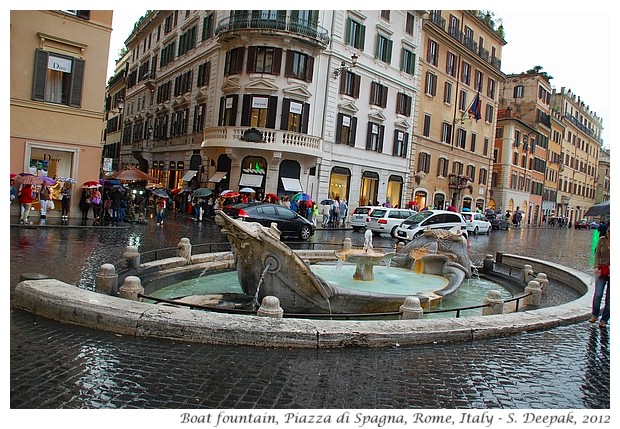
[366,122,373,150]
[370,82,377,104]
[353,75,361,98]
[266,96,278,129]
[381,86,388,108]
[69,58,85,107]
[284,50,293,77]
[392,132,399,156]
[306,56,314,82]
[273,48,282,75]
[386,40,393,64]
[280,98,290,130]
[359,25,366,50]
[349,117,357,147]
[246,46,256,73]
[339,73,346,94]
[301,103,310,134]
[224,51,231,76]
[345,18,351,44]
[240,94,251,126]
[403,133,409,157]
[32,49,48,101]
[235,47,245,74]
[335,113,343,143]
[230,95,238,125]
[378,125,384,153]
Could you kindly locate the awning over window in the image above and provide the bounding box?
[281,177,303,192]
[239,173,264,188]
[181,170,197,182]
[208,171,227,183]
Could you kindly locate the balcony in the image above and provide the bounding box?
[202,126,322,158]
[216,14,329,47]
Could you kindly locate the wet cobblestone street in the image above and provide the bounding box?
[10,214,610,411]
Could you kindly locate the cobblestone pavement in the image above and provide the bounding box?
[10,214,610,410]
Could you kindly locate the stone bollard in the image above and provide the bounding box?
[342,238,352,251]
[256,296,284,318]
[119,276,144,301]
[95,263,118,296]
[535,273,549,294]
[481,254,495,274]
[481,290,504,315]
[522,264,535,284]
[524,280,542,306]
[400,296,424,320]
[177,238,192,264]
[123,245,141,273]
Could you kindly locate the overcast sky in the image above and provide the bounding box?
[107,7,613,147]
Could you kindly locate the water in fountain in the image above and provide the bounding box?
[253,265,271,309]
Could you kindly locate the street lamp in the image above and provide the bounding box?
[333,53,358,77]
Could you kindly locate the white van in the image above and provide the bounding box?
[366,207,417,237]
[395,210,468,241]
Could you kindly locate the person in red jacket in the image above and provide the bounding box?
[18,184,34,224]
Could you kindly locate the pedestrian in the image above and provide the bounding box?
[91,188,103,223]
[38,182,51,224]
[79,188,91,221]
[110,188,122,224]
[18,184,33,224]
[156,196,166,226]
[339,198,348,227]
[321,201,331,228]
[118,196,127,223]
[312,202,319,227]
[331,198,340,227]
[10,179,17,204]
[60,182,71,221]
[590,226,610,328]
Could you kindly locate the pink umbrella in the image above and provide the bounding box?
[14,173,45,186]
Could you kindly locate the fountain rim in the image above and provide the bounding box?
[11,252,593,348]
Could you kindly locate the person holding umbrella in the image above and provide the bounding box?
[156,196,167,226]
[38,182,52,224]
[60,182,72,222]
[79,188,91,222]
[18,184,33,224]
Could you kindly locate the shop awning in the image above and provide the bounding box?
[208,171,227,183]
[239,173,264,188]
[281,177,303,192]
[181,170,197,182]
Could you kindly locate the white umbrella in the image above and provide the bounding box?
[240,187,255,193]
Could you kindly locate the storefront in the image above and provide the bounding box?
[386,175,403,208]
[358,170,377,206]
[329,166,350,202]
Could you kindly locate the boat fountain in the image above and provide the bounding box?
[212,210,472,313]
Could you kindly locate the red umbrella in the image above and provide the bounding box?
[106,166,158,183]
[82,180,101,189]
[265,193,279,202]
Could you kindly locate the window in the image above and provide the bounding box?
[346,17,366,49]
[427,39,438,66]
[340,71,361,98]
[280,98,309,133]
[178,25,197,56]
[461,61,471,85]
[423,114,431,137]
[174,70,192,96]
[487,78,496,99]
[425,72,437,96]
[202,13,214,40]
[247,46,282,74]
[437,157,449,177]
[417,152,431,174]
[474,70,483,91]
[197,61,211,86]
[485,103,494,123]
[335,113,357,146]
[444,81,453,104]
[224,47,244,76]
[458,90,467,112]
[160,41,176,67]
[441,122,452,144]
[218,95,238,126]
[393,130,408,157]
[479,168,487,185]
[514,85,525,98]
[370,82,388,107]
[32,50,85,107]
[171,108,189,136]
[405,12,415,35]
[396,92,412,116]
[401,48,415,75]
[193,103,206,133]
[376,34,393,64]
[456,128,467,149]
[466,165,476,182]
[446,51,456,77]
[366,122,384,152]
[380,10,390,20]
[241,95,278,128]
[284,50,314,82]
[470,133,477,152]
[452,161,463,175]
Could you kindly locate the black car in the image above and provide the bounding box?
[222,202,315,240]
[486,213,510,230]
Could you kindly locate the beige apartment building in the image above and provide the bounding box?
[412,10,505,211]
[551,87,603,224]
[595,147,610,204]
[10,10,113,218]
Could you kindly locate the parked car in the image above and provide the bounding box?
[395,210,468,241]
[350,206,380,231]
[574,219,590,229]
[589,220,600,229]
[366,207,417,237]
[460,212,492,235]
[222,202,315,240]
[486,213,510,230]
